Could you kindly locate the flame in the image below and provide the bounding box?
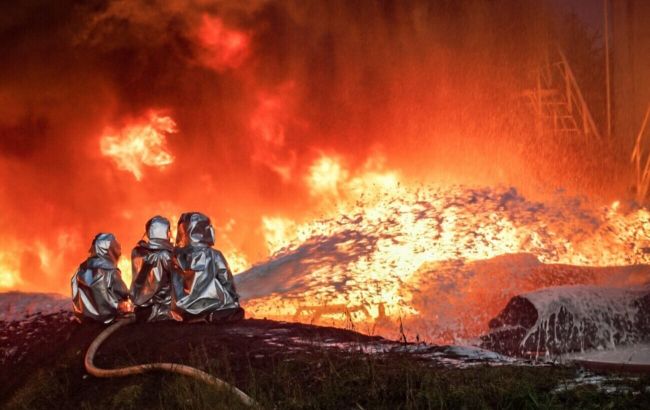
[0,251,21,288]
[241,157,650,342]
[305,155,400,206]
[226,249,250,275]
[306,156,348,197]
[0,232,82,292]
[197,15,249,71]
[262,216,297,255]
[117,256,132,287]
[100,111,176,180]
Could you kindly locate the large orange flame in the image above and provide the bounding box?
[239,155,650,342]
[99,111,176,180]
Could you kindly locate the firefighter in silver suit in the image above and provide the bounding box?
[130,216,176,321]
[172,212,244,322]
[71,233,130,323]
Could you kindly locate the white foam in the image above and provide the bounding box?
[520,286,647,356]
[568,343,650,365]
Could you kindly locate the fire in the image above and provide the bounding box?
[0,232,83,292]
[0,252,21,288]
[116,256,132,287]
[240,157,650,341]
[306,156,348,197]
[197,15,249,71]
[99,111,176,180]
[262,216,297,255]
[225,249,251,275]
[305,154,400,206]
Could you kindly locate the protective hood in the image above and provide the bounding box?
[146,215,171,241]
[142,216,173,251]
[176,212,215,247]
[172,212,240,317]
[89,233,121,265]
[130,218,175,321]
[72,233,129,323]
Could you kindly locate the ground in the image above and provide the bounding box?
[2,311,650,409]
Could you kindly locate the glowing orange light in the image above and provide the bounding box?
[0,252,21,289]
[197,15,249,71]
[306,156,348,197]
[100,111,176,180]
[117,256,132,287]
[244,156,650,342]
[249,86,298,180]
[226,250,250,275]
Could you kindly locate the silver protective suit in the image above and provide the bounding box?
[172,212,240,318]
[71,233,129,324]
[130,216,175,321]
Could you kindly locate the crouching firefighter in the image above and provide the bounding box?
[130,216,176,321]
[172,212,244,322]
[71,233,130,323]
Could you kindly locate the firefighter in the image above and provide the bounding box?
[130,216,176,321]
[172,212,244,322]
[71,233,130,323]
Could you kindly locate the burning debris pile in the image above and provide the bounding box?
[237,185,650,344]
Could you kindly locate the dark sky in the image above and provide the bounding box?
[549,0,605,32]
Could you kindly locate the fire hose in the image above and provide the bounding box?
[84,316,259,408]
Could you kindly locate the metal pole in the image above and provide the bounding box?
[604,0,612,138]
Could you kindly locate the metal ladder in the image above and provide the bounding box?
[524,48,601,141]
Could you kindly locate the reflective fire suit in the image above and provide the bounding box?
[71,233,129,323]
[172,212,243,321]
